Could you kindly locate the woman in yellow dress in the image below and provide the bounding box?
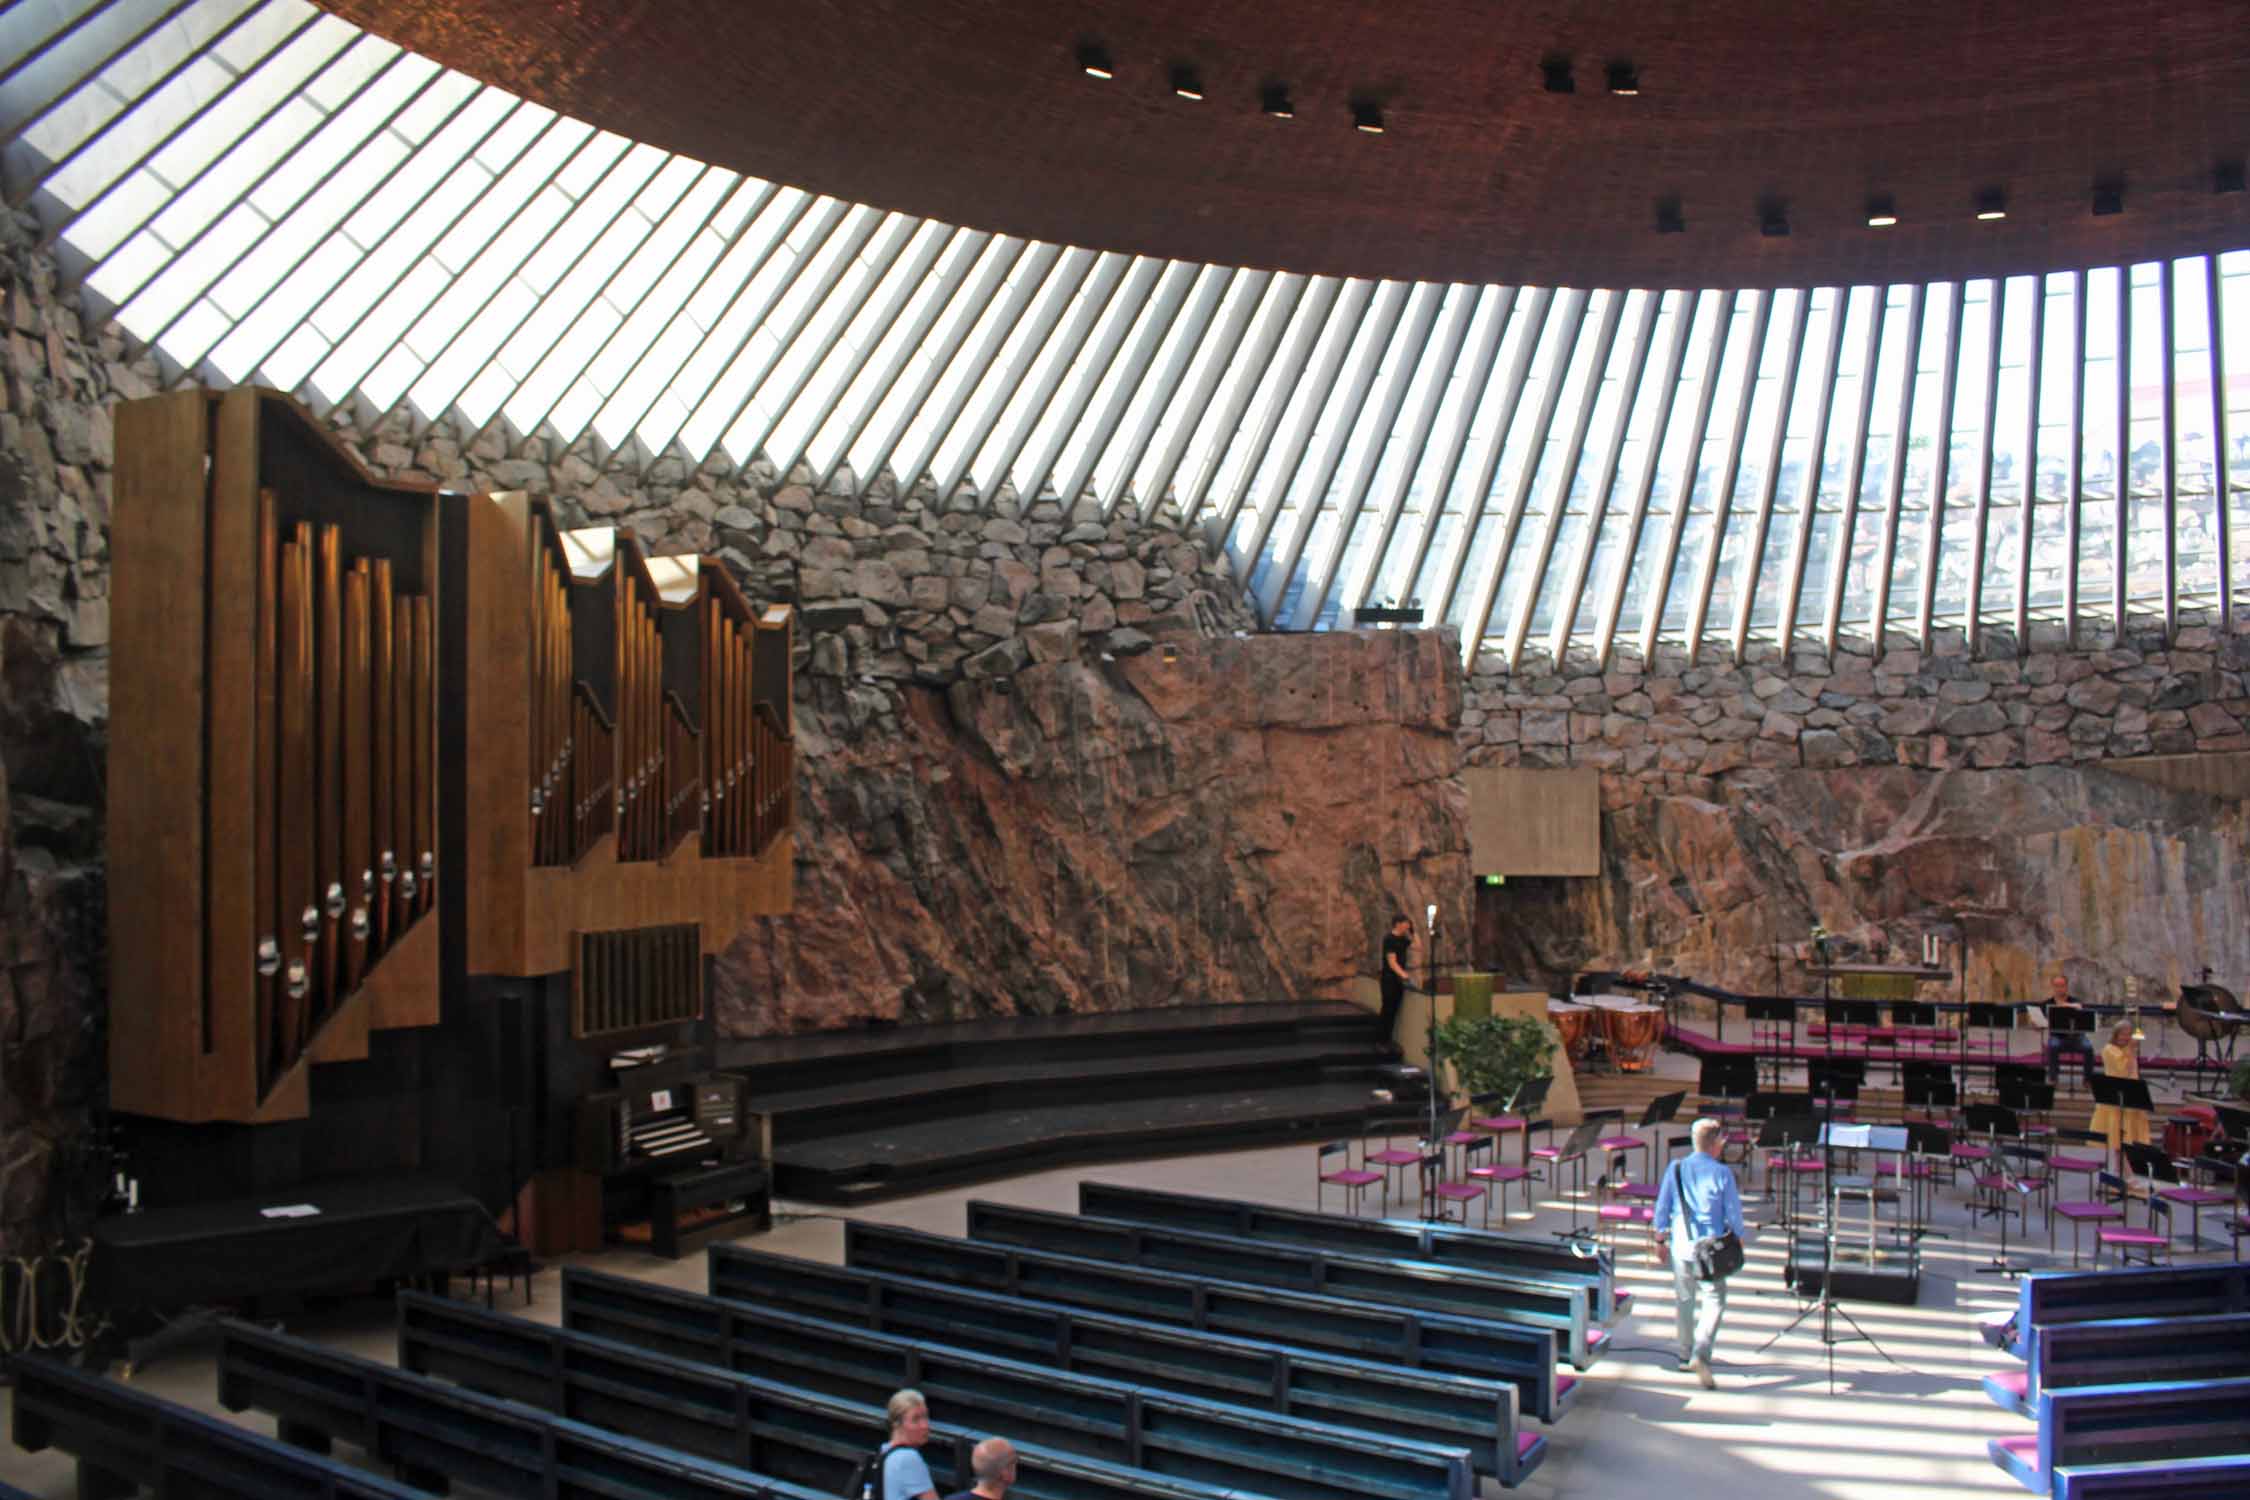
[2088,1020,2150,1181]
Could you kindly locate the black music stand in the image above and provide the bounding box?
[1963,1003,2016,1087]
[1752,1108,1818,1231]
[1547,1119,1609,1243]
[1698,1053,1758,1137]
[1904,1121,1953,1240]
[1745,997,1796,1090]
[2087,1075,2154,1178]
[2048,1007,2097,1095]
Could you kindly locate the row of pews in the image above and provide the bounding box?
[1980,1260,2250,1497]
[11,1181,1625,1499]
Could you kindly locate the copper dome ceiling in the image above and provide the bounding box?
[317,0,2250,287]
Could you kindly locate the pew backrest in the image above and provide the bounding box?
[2011,1262,2250,1356]
[2054,1454,2250,1499]
[2039,1377,2250,1476]
[2028,1312,2250,1404]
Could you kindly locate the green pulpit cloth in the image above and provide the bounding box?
[1839,972,1919,1001]
[1451,972,1496,1019]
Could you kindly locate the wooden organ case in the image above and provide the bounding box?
[109,389,441,1124]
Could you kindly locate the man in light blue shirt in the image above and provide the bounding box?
[1651,1116,1750,1388]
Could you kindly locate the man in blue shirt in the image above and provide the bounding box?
[1651,1117,1750,1388]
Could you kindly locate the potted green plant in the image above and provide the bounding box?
[1429,1011,1557,1110]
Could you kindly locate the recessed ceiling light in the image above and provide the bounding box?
[1352,99,1385,134]
[1866,195,1898,228]
[2091,183,2124,216]
[1606,62,1640,96]
[1262,83,1295,119]
[1760,206,1790,238]
[1655,200,1685,234]
[1077,43,1113,80]
[2216,161,2246,194]
[1542,56,1575,94]
[1171,64,1203,100]
[1975,188,2007,221]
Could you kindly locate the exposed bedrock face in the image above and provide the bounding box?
[1487,765,2250,1005]
[713,628,1473,1033]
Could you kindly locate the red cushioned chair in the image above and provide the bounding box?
[1473,1077,1551,1167]
[1466,1136,1532,1225]
[2044,1126,2107,1207]
[1316,1140,1384,1216]
[2126,1142,2234,1251]
[2052,1177,2125,1268]
[1444,1092,1503,1175]
[2094,1171,2172,1267]
[1363,1132,1426,1215]
[1423,1147,1488,1226]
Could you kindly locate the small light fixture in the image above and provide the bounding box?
[1975,188,2007,221]
[1160,644,1181,664]
[1759,201,1790,238]
[1261,82,1294,118]
[1655,199,1685,234]
[2091,181,2124,217]
[1171,64,1203,100]
[1077,42,1113,80]
[1605,61,1639,96]
[1541,56,1575,94]
[1865,195,1898,228]
[1351,98,1384,134]
[2215,161,2246,195]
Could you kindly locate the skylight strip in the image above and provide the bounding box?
[1460,287,1589,660]
[873,236,1050,499]
[2209,256,2234,627]
[1175,273,1305,525]
[1821,291,1890,653]
[823,228,1000,490]
[2064,270,2087,640]
[975,251,1134,503]
[1099,264,1231,514]
[1426,287,1551,631]
[1773,289,1850,653]
[2112,268,2129,633]
[1592,290,1701,667]
[1637,290,1737,662]
[0,0,199,149]
[1205,276,1338,535]
[1378,286,1513,622]
[1053,259,1196,514]
[2159,257,2179,637]
[1963,277,2008,644]
[1867,284,1927,644]
[1680,289,1773,652]
[1348,284,1478,617]
[1503,288,1627,665]
[0,0,135,99]
[1552,289,1663,663]
[1233,278,1374,581]
[1727,290,1810,661]
[1907,279,1964,648]
[928,244,1092,501]
[1016,254,1163,506]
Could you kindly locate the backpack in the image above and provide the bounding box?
[847,1443,904,1500]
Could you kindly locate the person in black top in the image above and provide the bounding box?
[2043,972,2095,1086]
[1378,914,1414,1039]
[941,1438,1015,1500]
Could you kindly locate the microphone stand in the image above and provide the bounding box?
[1758,1073,1899,1395]
[1423,910,1443,1220]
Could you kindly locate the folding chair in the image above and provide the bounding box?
[1316,1141,1383,1215]
[1424,1148,1488,1225]
[2127,1142,2233,1251]
[1465,1135,1532,1224]
[1473,1077,1551,1167]
[2094,1171,2172,1266]
[2052,1169,2124,1266]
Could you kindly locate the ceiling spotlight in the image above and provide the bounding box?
[1351,98,1385,134]
[1606,61,1640,96]
[1975,188,2007,221]
[1655,199,1685,234]
[1759,202,1790,237]
[1261,82,1294,118]
[2091,182,2124,217]
[1077,42,1113,80]
[1541,56,1575,94]
[2216,161,2246,195]
[1865,195,1898,228]
[1170,64,1203,100]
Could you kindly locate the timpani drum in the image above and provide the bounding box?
[1599,1002,1665,1071]
[1547,1000,1596,1064]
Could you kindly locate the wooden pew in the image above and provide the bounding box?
[1980,1312,2250,1416]
[219,1317,1226,1500]
[404,1289,1481,1500]
[965,1199,1605,1368]
[2051,1455,2250,1499]
[1990,1261,2250,1359]
[1079,1180,1625,1321]
[1986,1377,2250,1496]
[562,1268,1548,1493]
[10,1354,431,1500]
[740,1228,1574,1394]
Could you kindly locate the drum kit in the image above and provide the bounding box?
[2177,980,2247,1094]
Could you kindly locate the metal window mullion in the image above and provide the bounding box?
[1594,289,1699,668]
[1300,281,1447,629]
[1176,273,1309,526]
[1019,255,1170,508]
[1429,286,1553,631]
[1348,284,1479,616]
[1055,260,1198,517]
[590,178,789,457]
[882,238,1057,498]
[517,162,740,450]
[11,0,269,210]
[2015,277,2046,650]
[1683,288,1775,655]
[1870,284,1927,652]
[0,0,134,101]
[779,223,963,482]
[1100,265,1235,516]
[0,0,202,149]
[2159,258,2178,638]
[1729,290,1815,662]
[727,211,920,469]
[955,249,1123,505]
[220,82,502,388]
[1390,286,1515,622]
[1505,288,1629,666]
[923,244,1093,500]
[100,29,385,313]
[1460,286,1591,663]
[1262,278,1415,625]
[1964,279,2008,647]
[1638,289,1738,663]
[2113,269,2130,635]
[1554,288,1661,663]
[1774,289,1850,655]
[699,202,886,463]
[1206,275,1341,532]
[33,5,323,245]
[1152,269,1278,521]
[301,105,571,402]
[416,134,655,432]
[2066,271,2087,642]
[1914,280,1965,650]
[1822,289,1890,654]
[829,229,1008,492]
[2210,257,2235,628]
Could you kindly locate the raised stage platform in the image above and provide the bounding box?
[719,1002,1423,1204]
